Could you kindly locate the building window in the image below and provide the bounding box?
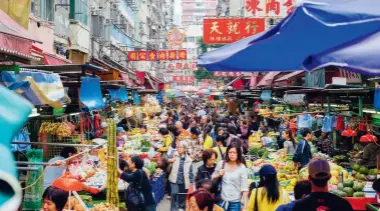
[30,0,54,21]
[70,0,89,25]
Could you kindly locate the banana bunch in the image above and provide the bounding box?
[56,122,72,140]
[45,123,61,135]
[39,122,49,134]
[106,119,119,206]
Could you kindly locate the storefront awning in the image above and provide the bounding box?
[43,52,72,65]
[275,70,304,82]
[257,72,281,87]
[0,9,41,43]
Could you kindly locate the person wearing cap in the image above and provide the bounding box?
[94,122,108,139]
[275,180,312,211]
[168,141,194,211]
[248,164,290,211]
[116,127,126,147]
[293,158,353,211]
[293,128,313,169]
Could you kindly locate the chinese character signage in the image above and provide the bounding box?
[128,51,137,61]
[245,0,295,17]
[128,50,187,61]
[173,76,195,85]
[203,18,265,44]
[167,62,197,71]
[166,28,186,49]
[214,72,243,77]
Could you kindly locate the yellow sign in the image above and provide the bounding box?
[0,0,31,29]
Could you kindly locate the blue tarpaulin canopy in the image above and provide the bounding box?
[303,30,380,76]
[107,88,128,102]
[198,0,380,72]
[0,85,32,210]
[80,77,104,110]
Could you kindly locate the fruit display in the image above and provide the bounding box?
[351,163,377,181]
[330,180,365,197]
[39,122,72,139]
[248,148,269,159]
[64,196,86,211]
[90,203,119,211]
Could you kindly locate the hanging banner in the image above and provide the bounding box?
[173,76,195,85]
[80,77,104,111]
[168,50,177,60]
[0,0,31,29]
[245,0,295,17]
[135,72,145,85]
[128,50,188,61]
[128,51,137,61]
[214,72,243,77]
[138,51,147,61]
[147,51,157,61]
[178,50,187,60]
[203,18,265,44]
[167,62,197,71]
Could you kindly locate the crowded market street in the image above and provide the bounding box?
[2,0,380,211]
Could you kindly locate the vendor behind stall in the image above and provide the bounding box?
[361,139,380,169]
[117,109,138,132]
[116,127,126,147]
[44,147,77,190]
[94,122,108,139]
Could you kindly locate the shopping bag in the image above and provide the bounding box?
[148,147,156,159]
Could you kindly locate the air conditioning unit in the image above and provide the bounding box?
[91,9,100,16]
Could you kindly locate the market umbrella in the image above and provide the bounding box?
[165,89,185,99]
[198,0,380,72]
[303,30,380,75]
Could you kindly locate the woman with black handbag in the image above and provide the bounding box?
[119,155,156,211]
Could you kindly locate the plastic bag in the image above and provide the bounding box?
[148,147,156,159]
[374,88,380,110]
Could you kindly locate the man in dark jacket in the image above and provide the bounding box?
[293,128,313,169]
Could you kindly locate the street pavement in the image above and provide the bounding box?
[157,196,171,210]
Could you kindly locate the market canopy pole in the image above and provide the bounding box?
[197,0,380,72]
[106,119,119,206]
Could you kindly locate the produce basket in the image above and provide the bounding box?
[343,197,377,210]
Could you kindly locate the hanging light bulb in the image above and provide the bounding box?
[360,130,378,143]
[52,170,84,192]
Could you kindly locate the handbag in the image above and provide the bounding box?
[214,161,226,201]
[125,170,145,209]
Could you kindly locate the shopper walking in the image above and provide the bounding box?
[293,158,353,211]
[213,135,227,163]
[169,141,194,211]
[202,126,214,149]
[213,144,249,211]
[293,128,313,169]
[282,128,296,156]
[196,149,217,189]
[119,155,156,211]
[248,165,290,211]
